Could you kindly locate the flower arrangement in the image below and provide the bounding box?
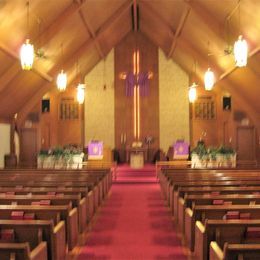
[191,141,236,168]
[37,145,84,169]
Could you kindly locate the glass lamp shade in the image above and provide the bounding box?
[234,35,248,67]
[204,68,215,91]
[56,70,67,91]
[189,83,197,103]
[20,39,34,70]
[77,83,85,104]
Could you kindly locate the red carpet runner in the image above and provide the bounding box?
[78,164,187,259]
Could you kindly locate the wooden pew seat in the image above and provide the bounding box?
[210,241,260,260]
[0,242,48,260]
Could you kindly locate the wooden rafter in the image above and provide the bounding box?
[17,0,133,124]
[0,43,52,83]
[0,1,86,93]
[78,10,104,59]
[185,0,222,37]
[168,6,191,58]
[219,46,260,81]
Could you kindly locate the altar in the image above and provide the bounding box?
[126,147,147,169]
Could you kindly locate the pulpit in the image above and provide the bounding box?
[126,147,148,169]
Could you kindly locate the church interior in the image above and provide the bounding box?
[0,0,260,259]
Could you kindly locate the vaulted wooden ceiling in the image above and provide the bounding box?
[0,0,259,124]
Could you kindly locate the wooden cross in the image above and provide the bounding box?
[120,49,153,140]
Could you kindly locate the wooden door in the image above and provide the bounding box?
[20,128,38,167]
[236,126,256,161]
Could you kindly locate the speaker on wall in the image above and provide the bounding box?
[42,99,50,113]
[223,96,231,110]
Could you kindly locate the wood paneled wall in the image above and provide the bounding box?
[115,32,159,161]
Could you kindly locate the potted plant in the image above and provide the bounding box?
[37,149,48,168]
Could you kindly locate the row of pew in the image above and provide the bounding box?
[0,168,113,260]
[158,166,260,260]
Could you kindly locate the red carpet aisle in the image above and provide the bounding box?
[77,165,187,260]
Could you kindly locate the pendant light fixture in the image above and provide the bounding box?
[189,60,198,103]
[57,44,67,91]
[204,42,215,91]
[76,61,85,104]
[234,35,248,67]
[77,83,85,104]
[204,68,215,91]
[233,1,248,67]
[189,83,197,103]
[20,1,34,70]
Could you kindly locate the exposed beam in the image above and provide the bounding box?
[219,46,260,81]
[0,42,53,83]
[141,2,176,39]
[17,0,133,124]
[78,9,104,59]
[225,0,241,21]
[133,0,138,32]
[36,1,85,47]
[185,0,223,40]
[0,1,85,93]
[141,3,208,74]
[168,6,191,58]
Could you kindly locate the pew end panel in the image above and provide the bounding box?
[53,220,66,260]
[67,207,78,250]
[79,197,87,233]
[210,241,224,260]
[30,241,48,260]
[194,220,207,260]
[185,207,195,251]
[178,197,186,233]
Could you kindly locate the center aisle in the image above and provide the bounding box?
[77,165,187,260]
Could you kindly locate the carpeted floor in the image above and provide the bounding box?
[77,165,187,260]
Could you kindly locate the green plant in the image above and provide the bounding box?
[191,141,208,159]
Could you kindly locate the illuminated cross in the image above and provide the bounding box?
[120,49,153,140]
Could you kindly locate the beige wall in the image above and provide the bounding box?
[84,49,115,149]
[159,49,190,153]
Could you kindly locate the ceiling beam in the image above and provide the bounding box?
[168,6,191,58]
[225,0,241,21]
[17,0,133,124]
[0,43,53,82]
[185,0,223,41]
[36,1,85,47]
[78,9,104,59]
[0,1,85,93]
[219,46,260,81]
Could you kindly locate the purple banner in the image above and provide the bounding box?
[88,141,103,160]
[125,72,150,97]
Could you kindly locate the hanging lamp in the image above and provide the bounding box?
[77,83,85,104]
[56,70,67,91]
[234,36,248,67]
[75,61,85,104]
[204,68,215,91]
[233,2,248,67]
[20,1,34,70]
[57,44,67,91]
[189,83,197,103]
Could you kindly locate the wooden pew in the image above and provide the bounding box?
[0,194,86,233]
[0,242,48,260]
[185,204,260,252]
[210,241,260,260]
[194,219,260,260]
[0,220,66,260]
[178,193,260,234]
[0,205,78,251]
[0,187,95,223]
